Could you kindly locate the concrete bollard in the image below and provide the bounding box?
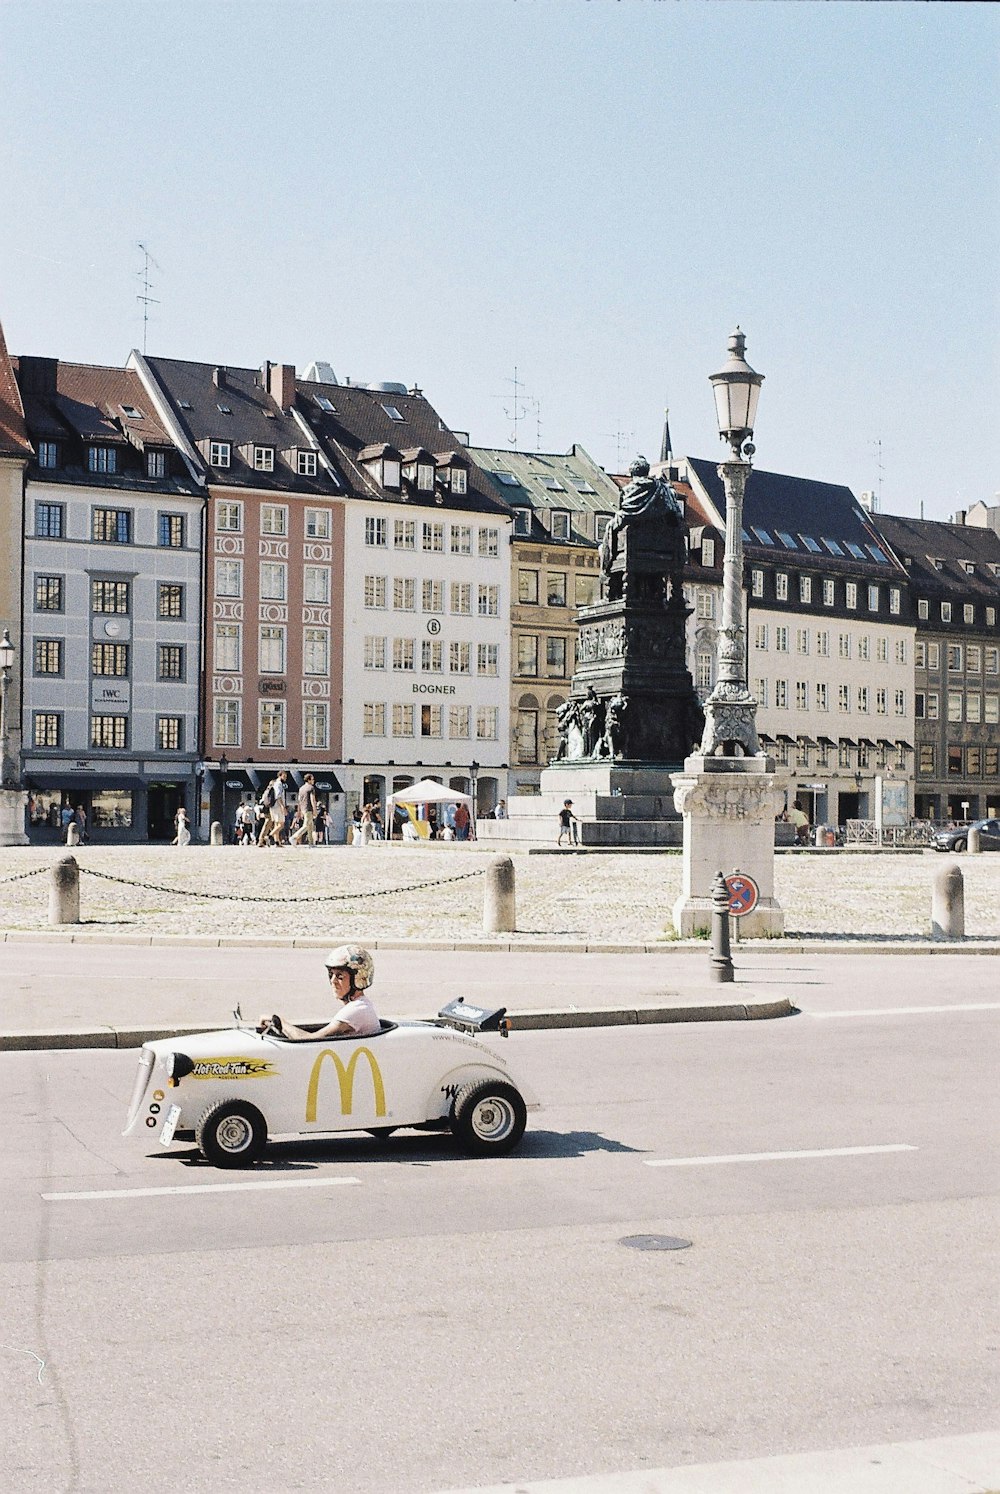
[483,855,516,933]
[967,825,981,854]
[814,826,826,848]
[65,822,80,847]
[49,854,80,926]
[210,821,223,847]
[709,871,734,983]
[931,862,964,940]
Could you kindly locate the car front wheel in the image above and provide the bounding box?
[953,838,966,853]
[196,1098,267,1168]
[451,1080,527,1156]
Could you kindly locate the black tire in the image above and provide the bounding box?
[450,1079,527,1156]
[953,839,966,853]
[196,1098,267,1168]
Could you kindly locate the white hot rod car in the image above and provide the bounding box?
[123,999,538,1168]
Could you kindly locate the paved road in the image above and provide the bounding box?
[1,987,996,1492]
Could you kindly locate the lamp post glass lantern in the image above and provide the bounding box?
[699,329,765,758]
[0,627,15,788]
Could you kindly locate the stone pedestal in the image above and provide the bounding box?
[476,761,683,847]
[670,754,788,937]
[0,788,27,847]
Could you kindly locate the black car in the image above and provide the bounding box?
[931,818,1000,852]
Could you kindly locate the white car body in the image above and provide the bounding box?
[123,1008,539,1163]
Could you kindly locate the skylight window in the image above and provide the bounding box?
[541,477,565,491]
[120,405,143,419]
[314,396,336,413]
[741,529,752,543]
[751,526,774,545]
[494,472,520,486]
[776,531,797,549]
[800,535,821,553]
[845,542,867,560]
[217,404,232,415]
[821,537,844,556]
[867,544,890,564]
[571,479,596,493]
[178,400,193,411]
[381,404,405,421]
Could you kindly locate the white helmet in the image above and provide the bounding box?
[324,944,374,990]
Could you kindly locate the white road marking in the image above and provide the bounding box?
[644,1144,916,1168]
[811,1001,1000,1018]
[43,1176,362,1201]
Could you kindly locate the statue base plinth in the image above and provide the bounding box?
[476,760,684,847]
[0,788,28,846]
[669,753,789,937]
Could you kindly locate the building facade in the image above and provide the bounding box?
[468,445,615,792]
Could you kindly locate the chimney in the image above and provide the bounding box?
[265,362,296,412]
[213,366,227,390]
[16,355,58,394]
[953,509,967,526]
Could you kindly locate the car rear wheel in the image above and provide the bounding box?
[953,838,966,853]
[451,1080,526,1156]
[196,1099,267,1168]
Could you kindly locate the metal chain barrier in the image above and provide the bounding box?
[0,867,50,888]
[75,865,485,904]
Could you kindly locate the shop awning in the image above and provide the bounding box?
[818,736,838,748]
[895,740,914,751]
[23,773,146,790]
[858,737,877,748]
[777,734,796,744]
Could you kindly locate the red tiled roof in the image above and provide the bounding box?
[0,321,31,456]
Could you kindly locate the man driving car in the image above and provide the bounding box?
[258,945,380,1040]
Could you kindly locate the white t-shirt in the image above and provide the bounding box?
[336,994,380,1037]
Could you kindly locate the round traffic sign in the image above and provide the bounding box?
[724,872,759,917]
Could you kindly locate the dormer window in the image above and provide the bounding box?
[451,467,467,494]
[254,446,275,473]
[87,445,118,474]
[37,441,58,469]
[551,511,571,540]
[209,441,231,468]
[963,561,975,575]
[121,405,143,419]
[513,509,531,536]
[146,450,167,479]
[383,459,400,489]
[701,537,716,567]
[296,450,318,477]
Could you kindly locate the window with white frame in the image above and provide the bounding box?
[261,503,287,536]
[799,575,812,604]
[845,582,857,609]
[305,508,331,539]
[546,637,566,676]
[214,623,241,672]
[476,706,498,740]
[795,681,808,709]
[517,636,538,675]
[941,601,952,622]
[755,678,768,708]
[817,630,830,657]
[450,705,471,738]
[796,628,809,655]
[964,603,975,624]
[967,644,982,672]
[259,625,285,673]
[365,516,387,547]
[838,684,850,712]
[877,637,887,662]
[696,653,713,690]
[303,701,328,748]
[451,468,467,495]
[927,692,939,719]
[394,519,415,549]
[422,522,444,552]
[216,501,242,531]
[775,572,788,601]
[392,638,415,671]
[364,703,386,736]
[478,643,499,676]
[451,582,472,614]
[364,575,387,608]
[928,643,940,669]
[364,636,386,670]
[876,688,887,714]
[478,528,499,558]
[858,636,870,662]
[839,633,851,659]
[775,679,788,709]
[450,641,471,674]
[816,682,828,711]
[889,588,901,614]
[421,640,443,672]
[915,641,926,667]
[392,703,414,737]
[701,537,715,567]
[948,644,963,671]
[896,639,908,665]
[422,579,444,613]
[987,608,997,627]
[393,577,415,611]
[478,585,499,617]
[214,697,240,747]
[304,565,330,604]
[259,699,285,747]
[986,647,999,674]
[754,624,768,650]
[868,584,879,611]
[382,459,401,489]
[254,446,275,473]
[297,450,318,478]
[513,509,531,536]
[303,628,329,675]
[420,704,443,738]
[775,625,789,653]
[967,693,982,723]
[551,511,570,540]
[985,694,1000,724]
[260,562,286,600]
[215,559,243,597]
[209,441,231,468]
[697,591,715,620]
[823,578,835,606]
[917,599,929,619]
[858,686,869,712]
[894,688,905,716]
[450,525,472,555]
[948,691,963,722]
[751,569,764,598]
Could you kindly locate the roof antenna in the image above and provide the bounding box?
[136,241,161,354]
[872,436,885,510]
[497,364,530,450]
[602,424,635,473]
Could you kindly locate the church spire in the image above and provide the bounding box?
[659,405,672,464]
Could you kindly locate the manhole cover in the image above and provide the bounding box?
[619,1234,692,1252]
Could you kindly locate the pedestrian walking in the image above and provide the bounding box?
[257,771,289,846]
[291,774,318,845]
[315,800,328,845]
[172,807,191,847]
[453,801,471,841]
[74,804,89,843]
[557,799,579,846]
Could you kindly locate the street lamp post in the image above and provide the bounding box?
[0,628,15,788]
[470,758,480,828]
[699,329,765,758]
[219,753,229,843]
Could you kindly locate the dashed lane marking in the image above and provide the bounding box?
[43,1177,362,1201]
[810,1001,1000,1018]
[644,1144,917,1168]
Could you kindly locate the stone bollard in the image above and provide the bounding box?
[967,825,981,855]
[66,822,80,846]
[210,821,223,847]
[483,855,516,933]
[814,826,826,848]
[709,871,734,983]
[931,862,964,940]
[50,854,80,926]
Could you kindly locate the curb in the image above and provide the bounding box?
[0,995,794,1052]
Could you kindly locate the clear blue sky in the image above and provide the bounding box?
[1,0,996,519]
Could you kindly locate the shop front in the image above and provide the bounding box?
[23,758,198,844]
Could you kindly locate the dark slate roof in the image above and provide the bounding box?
[0,322,32,456]
[686,455,902,577]
[145,357,340,496]
[301,380,510,518]
[14,357,198,495]
[873,513,1000,605]
[469,444,619,518]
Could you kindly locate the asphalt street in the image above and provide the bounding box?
[0,982,996,1493]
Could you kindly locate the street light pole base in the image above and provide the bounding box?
[0,787,28,846]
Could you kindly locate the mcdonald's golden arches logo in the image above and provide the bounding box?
[305,1047,386,1122]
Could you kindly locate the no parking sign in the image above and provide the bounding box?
[724,872,759,918]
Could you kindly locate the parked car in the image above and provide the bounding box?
[931,818,1000,853]
[123,998,539,1167]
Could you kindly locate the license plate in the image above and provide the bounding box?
[159,1104,182,1147]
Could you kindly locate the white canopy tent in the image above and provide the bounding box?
[386,778,472,808]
